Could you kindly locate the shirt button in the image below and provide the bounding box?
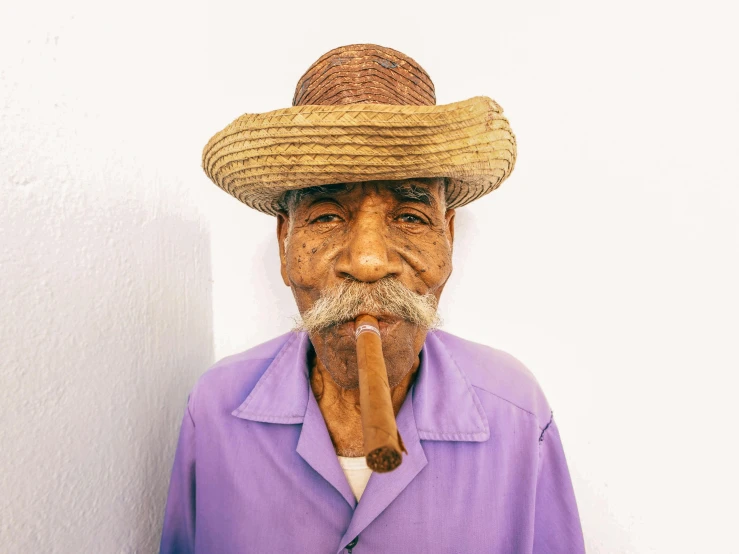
[346,536,359,551]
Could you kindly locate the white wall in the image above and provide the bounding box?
[1,1,737,552]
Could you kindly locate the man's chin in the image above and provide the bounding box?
[308,317,425,389]
[306,322,355,348]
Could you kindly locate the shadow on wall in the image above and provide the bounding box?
[129,212,215,552]
[0,199,214,552]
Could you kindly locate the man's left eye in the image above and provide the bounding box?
[397,213,425,224]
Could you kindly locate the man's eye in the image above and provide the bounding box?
[397,213,425,224]
[312,214,341,224]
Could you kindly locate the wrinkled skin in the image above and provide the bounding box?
[277,179,455,388]
[277,179,455,455]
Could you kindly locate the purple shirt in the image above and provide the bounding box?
[159,330,584,553]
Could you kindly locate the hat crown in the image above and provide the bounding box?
[292,44,436,107]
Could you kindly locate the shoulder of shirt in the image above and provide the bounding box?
[186,332,293,419]
[432,330,553,431]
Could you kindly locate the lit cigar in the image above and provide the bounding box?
[354,314,407,472]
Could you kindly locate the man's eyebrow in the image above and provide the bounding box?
[288,183,351,210]
[282,180,444,214]
[388,182,437,208]
[306,194,343,208]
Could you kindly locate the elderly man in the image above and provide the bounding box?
[160,44,584,553]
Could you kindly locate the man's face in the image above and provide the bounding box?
[277,179,455,389]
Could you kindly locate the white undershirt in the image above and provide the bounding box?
[337,456,373,501]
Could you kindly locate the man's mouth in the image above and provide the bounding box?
[332,316,405,339]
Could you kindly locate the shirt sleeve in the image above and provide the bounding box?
[533,416,585,554]
[159,398,196,554]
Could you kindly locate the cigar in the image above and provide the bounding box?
[354,314,407,473]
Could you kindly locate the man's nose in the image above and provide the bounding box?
[334,210,403,282]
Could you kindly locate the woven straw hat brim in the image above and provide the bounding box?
[202,96,516,215]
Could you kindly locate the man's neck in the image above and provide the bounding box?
[310,353,419,457]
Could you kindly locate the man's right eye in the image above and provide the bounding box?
[311,214,341,224]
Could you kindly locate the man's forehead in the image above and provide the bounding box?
[287,178,446,210]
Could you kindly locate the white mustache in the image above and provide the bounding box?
[295,278,440,333]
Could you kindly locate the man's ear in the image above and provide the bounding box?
[445,208,456,249]
[276,212,290,286]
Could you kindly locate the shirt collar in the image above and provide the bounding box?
[232,330,490,443]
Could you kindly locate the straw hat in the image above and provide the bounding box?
[202,44,516,216]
